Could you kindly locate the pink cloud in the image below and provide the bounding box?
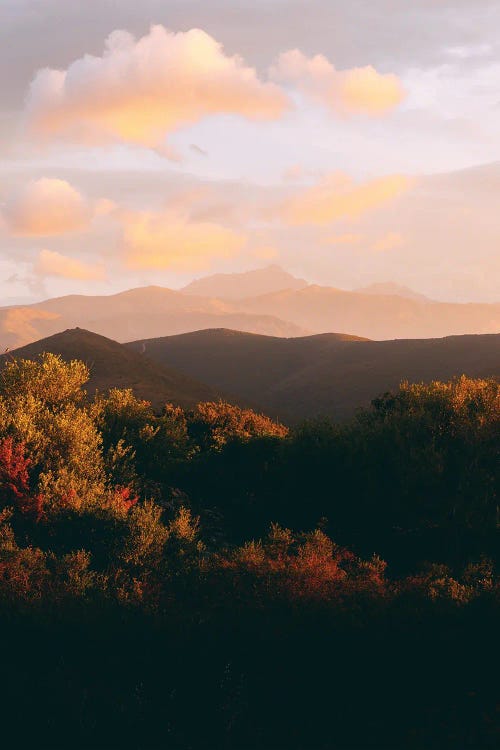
[25,25,290,151]
[271,49,405,116]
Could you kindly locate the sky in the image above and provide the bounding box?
[0,0,499,304]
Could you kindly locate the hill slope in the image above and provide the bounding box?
[127,329,500,421]
[1,329,221,409]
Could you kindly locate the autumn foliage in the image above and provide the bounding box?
[0,437,44,520]
[0,437,30,504]
[0,353,497,748]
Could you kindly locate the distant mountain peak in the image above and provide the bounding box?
[181,265,309,300]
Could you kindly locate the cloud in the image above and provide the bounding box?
[34,249,105,280]
[282,164,306,182]
[270,49,405,115]
[445,43,493,60]
[278,172,414,225]
[371,231,405,252]
[94,198,117,216]
[282,164,323,182]
[2,178,90,236]
[24,25,290,151]
[121,209,246,271]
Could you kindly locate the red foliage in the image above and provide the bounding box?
[0,437,45,521]
[219,528,388,604]
[112,486,139,513]
[17,492,45,523]
[0,437,30,501]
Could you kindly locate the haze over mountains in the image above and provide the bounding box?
[0,265,499,350]
[0,280,309,351]
[354,282,431,303]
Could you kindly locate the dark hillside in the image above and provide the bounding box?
[2,328,221,409]
[128,329,500,420]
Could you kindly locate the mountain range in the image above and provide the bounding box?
[2,326,498,423]
[1,265,499,350]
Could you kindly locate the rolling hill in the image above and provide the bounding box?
[1,328,222,410]
[127,329,500,421]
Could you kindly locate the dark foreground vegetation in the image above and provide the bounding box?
[0,353,498,748]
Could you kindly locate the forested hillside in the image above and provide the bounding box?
[0,352,498,748]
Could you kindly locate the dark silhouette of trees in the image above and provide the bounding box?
[0,355,497,748]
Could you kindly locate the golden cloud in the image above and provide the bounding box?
[2,178,90,236]
[25,25,290,150]
[271,49,405,115]
[34,249,105,280]
[121,209,246,271]
[278,173,414,225]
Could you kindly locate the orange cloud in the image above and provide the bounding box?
[278,172,414,225]
[271,49,405,115]
[121,210,246,271]
[2,178,90,236]
[25,25,290,151]
[34,249,105,280]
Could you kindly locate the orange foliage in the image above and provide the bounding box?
[220,524,387,603]
[191,401,288,449]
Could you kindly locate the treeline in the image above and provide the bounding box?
[0,353,498,748]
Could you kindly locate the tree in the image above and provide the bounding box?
[0,355,105,511]
[94,390,192,495]
[0,353,89,407]
[188,401,288,451]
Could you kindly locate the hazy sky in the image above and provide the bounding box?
[1,0,499,303]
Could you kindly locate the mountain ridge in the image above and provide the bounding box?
[127,328,500,422]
